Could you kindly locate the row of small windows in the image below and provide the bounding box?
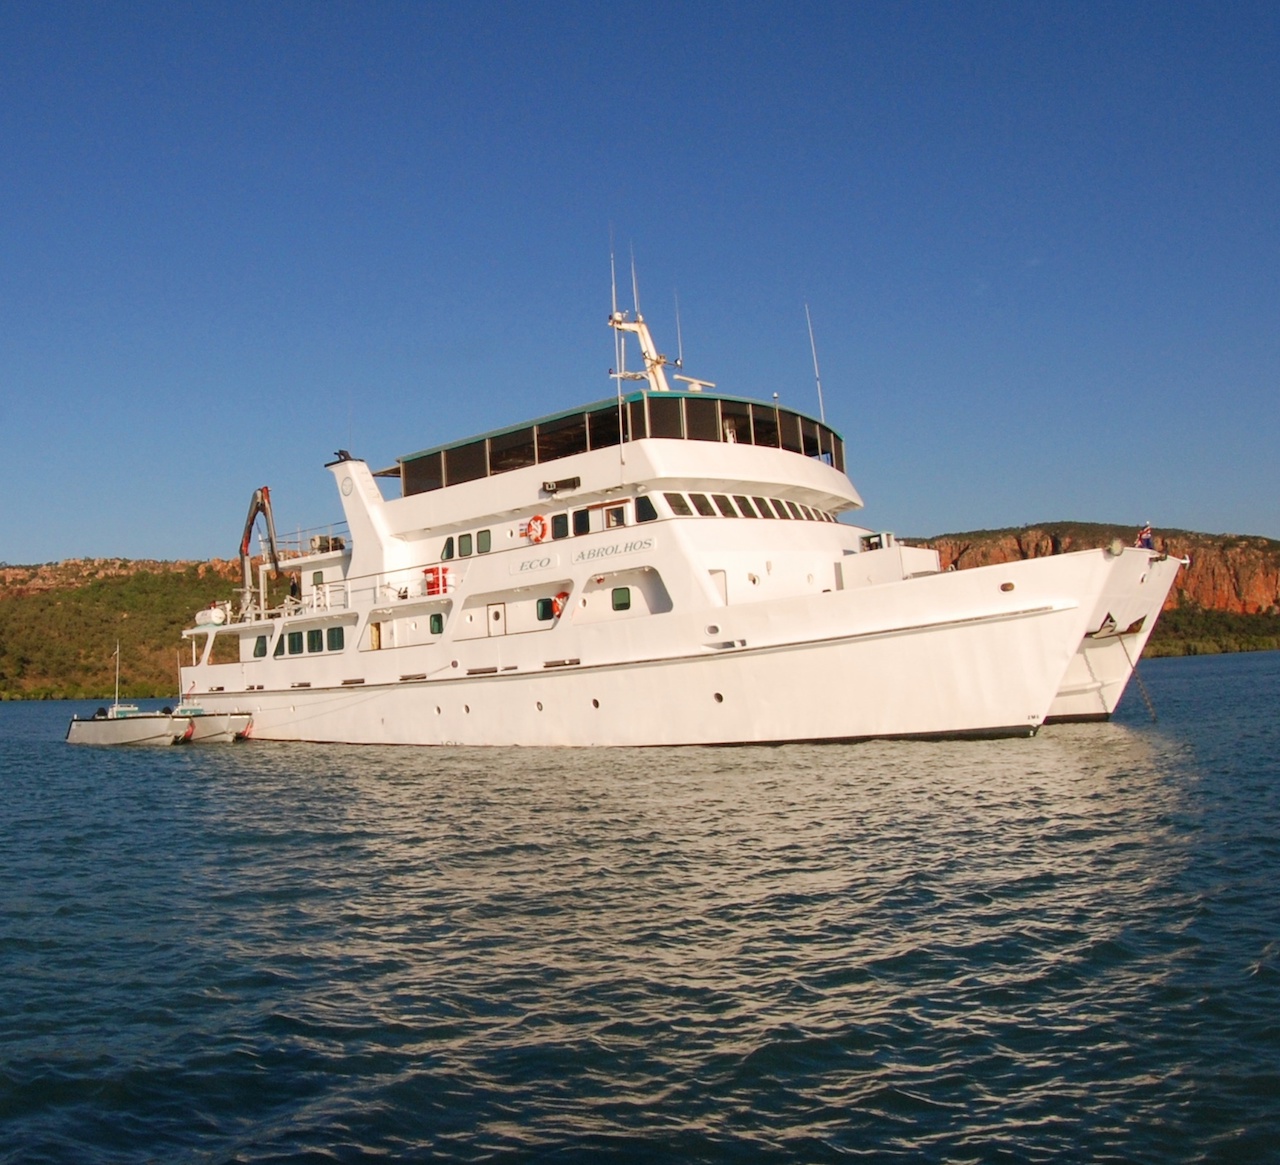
[442,528,493,560]
[401,395,845,496]
[533,587,631,621]
[664,492,836,523]
[253,626,346,657]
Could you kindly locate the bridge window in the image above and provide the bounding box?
[685,396,720,441]
[307,629,324,653]
[253,635,268,658]
[327,627,344,651]
[712,494,738,517]
[734,495,759,517]
[442,537,454,561]
[538,414,588,461]
[605,506,626,529]
[649,395,684,439]
[779,411,803,453]
[552,513,570,540]
[445,439,487,485]
[751,404,780,448]
[288,631,304,655]
[573,508,591,535]
[586,404,623,448]
[690,493,716,516]
[490,426,536,473]
[721,400,751,444]
[635,495,658,523]
[753,496,775,518]
[459,533,473,557]
[665,492,693,516]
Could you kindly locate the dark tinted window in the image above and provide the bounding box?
[552,513,570,539]
[628,398,647,440]
[441,537,454,560]
[778,411,803,453]
[287,631,303,655]
[733,495,759,517]
[648,395,683,439]
[587,404,623,448]
[635,495,658,523]
[573,508,591,535]
[753,496,775,518]
[459,533,473,556]
[685,396,720,441]
[490,426,536,473]
[801,418,822,458]
[538,414,588,461]
[326,626,344,651]
[536,597,555,621]
[665,492,693,516]
[429,613,444,634]
[477,529,491,553]
[751,404,780,447]
[307,629,323,653]
[712,494,738,517]
[445,440,487,484]
[720,400,752,444]
[612,587,631,611]
[403,451,442,495]
[690,493,716,516]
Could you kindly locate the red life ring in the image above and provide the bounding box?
[527,514,550,543]
[551,590,570,618]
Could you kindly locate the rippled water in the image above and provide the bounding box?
[3,652,1279,1163]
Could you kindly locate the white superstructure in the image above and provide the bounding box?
[180,310,1182,745]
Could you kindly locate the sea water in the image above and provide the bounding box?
[1,652,1278,1163]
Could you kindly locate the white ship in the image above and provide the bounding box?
[179,309,1183,745]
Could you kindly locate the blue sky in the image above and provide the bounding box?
[2,1,1276,563]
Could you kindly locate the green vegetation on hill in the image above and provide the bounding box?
[0,566,237,699]
[1146,606,1280,657]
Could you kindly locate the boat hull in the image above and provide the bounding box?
[1046,551,1184,722]
[66,714,194,746]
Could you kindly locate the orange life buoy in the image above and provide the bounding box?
[527,514,550,543]
[551,590,570,618]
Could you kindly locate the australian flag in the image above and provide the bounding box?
[1135,523,1154,549]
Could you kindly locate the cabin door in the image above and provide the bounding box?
[486,603,507,637]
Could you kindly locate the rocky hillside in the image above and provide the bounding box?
[926,523,1280,615]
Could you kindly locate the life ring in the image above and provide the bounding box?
[527,514,550,543]
[551,590,570,618]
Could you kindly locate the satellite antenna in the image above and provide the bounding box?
[805,302,826,423]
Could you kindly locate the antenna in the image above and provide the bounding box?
[674,289,684,367]
[805,302,826,423]
[630,244,640,315]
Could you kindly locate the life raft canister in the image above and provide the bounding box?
[527,514,550,543]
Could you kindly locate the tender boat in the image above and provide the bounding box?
[176,306,1183,746]
[66,704,195,747]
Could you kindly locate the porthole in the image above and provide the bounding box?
[1001,582,1015,593]
[464,704,471,713]
[713,692,724,703]
[592,698,600,709]
[536,701,543,711]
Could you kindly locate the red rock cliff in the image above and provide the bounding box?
[925,525,1280,615]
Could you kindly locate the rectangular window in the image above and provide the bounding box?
[801,418,822,459]
[307,629,324,653]
[551,513,569,540]
[753,496,776,518]
[459,533,473,557]
[628,398,647,440]
[690,493,716,517]
[327,626,344,651]
[773,498,793,519]
[685,396,720,441]
[778,410,803,453]
[635,495,658,523]
[429,612,444,635]
[720,400,752,444]
[477,529,491,553]
[733,495,759,517]
[785,500,805,520]
[444,439,488,485]
[287,631,304,655]
[648,395,683,439]
[403,451,443,496]
[537,413,588,462]
[712,494,738,517]
[800,505,817,521]
[829,433,845,472]
[605,506,626,528]
[312,571,324,586]
[253,635,268,658]
[586,404,623,448]
[664,492,693,516]
[612,587,631,611]
[536,597,555,621]
[489,426,536,474]
[441,537,455,560]
[573,508,591,536]
[751,404,780,447]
